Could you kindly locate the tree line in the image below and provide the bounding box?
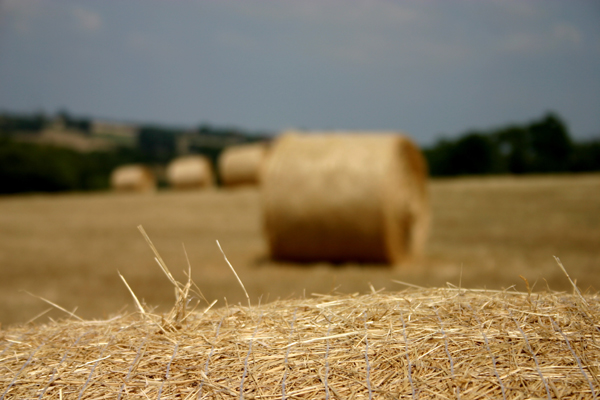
[424,112,600,176]
[0,138,144,194]
[1,110,599,194]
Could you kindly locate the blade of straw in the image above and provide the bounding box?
[118,271,145,315]
[554,256,590,312]
[25,291,83,321]
[216,240,251,309]
[138,225,179,289]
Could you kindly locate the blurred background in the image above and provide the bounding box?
[0,1,599,326]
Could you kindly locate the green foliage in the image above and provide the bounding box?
[138,126,178,163]
[57,109,92,133]
[569,140,600,172]
[0,111,47,133]
[495,126,531,173]
[425,132,499,176]
[0,138,143,194]
[425,112,599,176]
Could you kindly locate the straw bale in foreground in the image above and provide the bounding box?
[110,164,156,192]
[2,288,598,399]
[262,131,430,264]
[166,155,214,190]
[219,142,269,187]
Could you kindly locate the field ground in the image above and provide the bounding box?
[1,174,599,327]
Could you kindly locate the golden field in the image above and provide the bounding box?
[0,174,598,327]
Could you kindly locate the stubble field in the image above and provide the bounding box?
[1,173,598,327]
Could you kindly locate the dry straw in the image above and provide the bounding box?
[166,155,214,190]
[1,284,598,399]
[110,164,156,193]
[261,131,430,264]
[218,142,269,187]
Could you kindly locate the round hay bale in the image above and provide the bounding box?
[218,142,269,187]
[2,288,598,399]
[110,164,156,192]
[261,131,430,264]
[166,155,214,190]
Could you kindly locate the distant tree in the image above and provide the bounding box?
[423,138,454,176]
[0,137,146,193]
[570,139,600,172]
[55,109,91,133]
[70,118,91,134]
[496,126,531,174]
[424,132,497,176]
[32,111,48,131]
[56,108,70,120]
[450,132,497,175]
[424,111,583,176]
[528,112,573,172]
[0,138,80,193]
[0,111,47,133]
[138,126,178,163]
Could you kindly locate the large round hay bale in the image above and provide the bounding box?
[218,142,269,187]
[261,131,430,264]
[110,164,156,192]
[166,155,214,190]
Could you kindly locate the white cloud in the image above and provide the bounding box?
[71,6,102,32]
[209,1,590,70]
[500,23,583,55]
[0,2,103,36]
[0,0,45,35]
[229,0,423,29]
[485,1,586,56]
[493,1,543,19]
[126,32,152,51]
[1,0,41,16]
[214,0,437,66]
[553,23,582,47]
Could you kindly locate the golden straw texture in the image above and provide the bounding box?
[166,155,214,190]
[110,164,156,192]
[1,288,598,399]
[261,131,430,264]
[218,142,269,187]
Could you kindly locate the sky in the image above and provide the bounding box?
[0,0,599,145]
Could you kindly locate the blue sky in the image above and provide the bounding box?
[0,0,599,145]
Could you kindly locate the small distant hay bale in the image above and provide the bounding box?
[110,164,156,192]
[218,142,269,187]
[166,155,214,190]
[261,131,430,264]
[1,288,598,399]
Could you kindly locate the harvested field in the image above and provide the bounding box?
[0,174,599,327]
